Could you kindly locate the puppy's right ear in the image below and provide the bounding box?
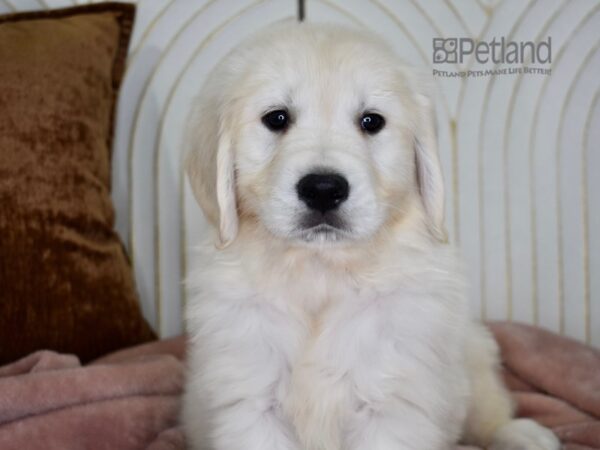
[185,99,238,248]
[401,67,448,243]
[413,92,447,243]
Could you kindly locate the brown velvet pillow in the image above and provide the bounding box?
[0,3,156,364]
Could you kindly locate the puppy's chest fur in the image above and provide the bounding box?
[188,243,467,448]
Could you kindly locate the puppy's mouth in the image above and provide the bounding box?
[300,211,346,229]
[297,212,349,242]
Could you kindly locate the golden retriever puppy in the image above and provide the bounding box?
[183,22,559,450]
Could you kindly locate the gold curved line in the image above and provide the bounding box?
[528,4,600,332]
[474,0,538,320]
[127,0,175,68]
[474,0,494,16]
[128,0,218,333]
[582,89,599,344]
[444,0,474,39]
[555,41,600,336]
[154,0,277,334]
[473,0,486,14]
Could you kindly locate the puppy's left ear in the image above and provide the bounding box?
[185,97,239,248]
[410,76,448,242]
[213,127,238,247]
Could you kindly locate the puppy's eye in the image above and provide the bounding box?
[360,113,385,134]
[262,110,289,132]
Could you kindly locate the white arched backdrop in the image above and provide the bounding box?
[2,0,598,345]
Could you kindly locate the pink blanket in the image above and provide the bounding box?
[489,322,600,450]
[0,323,597,449]
[0,337,186,450]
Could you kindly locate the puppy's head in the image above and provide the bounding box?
[186,23,446,249]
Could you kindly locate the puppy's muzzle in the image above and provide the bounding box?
[296,172,349,213]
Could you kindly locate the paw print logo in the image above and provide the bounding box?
[433,38,457,63]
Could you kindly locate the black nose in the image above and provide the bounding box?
[296,173,349,213]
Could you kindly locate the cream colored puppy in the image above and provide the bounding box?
[183,23,559,450]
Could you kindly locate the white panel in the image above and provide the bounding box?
[495,0,564,325]
[126,0,220,333]
[477,0,566,322]
[113,0,213,249]
[556,35,600,341]
[560,47,600,341]
[480,72,510,321]
[505,67,545,325]
[531,3,600,333]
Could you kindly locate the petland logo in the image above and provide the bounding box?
[432,37,552,78]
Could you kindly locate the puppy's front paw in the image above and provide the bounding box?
[490,419,560,450]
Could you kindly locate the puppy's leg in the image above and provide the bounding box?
[183,300,301,450]
[462,323,560,450]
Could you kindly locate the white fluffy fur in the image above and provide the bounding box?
[183,23,559,450]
